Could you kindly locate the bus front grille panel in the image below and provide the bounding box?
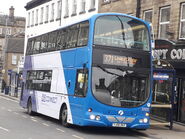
[106,116,135,123]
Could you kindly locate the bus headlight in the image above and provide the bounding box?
[139,119,143,123]
[90,114,96,120]
[95,115,101,121]
[143,118,148,123]
[139,118,148,123]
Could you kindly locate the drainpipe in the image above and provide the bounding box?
[136,0,141,18]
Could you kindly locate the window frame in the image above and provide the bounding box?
[179,3,185,39]
[40,7,44,24]
[158,6,171,39]
[50,3,55,22]
[57,0,62,20]
[45,5,49,23]
[143,9,153,23]
[75,69,88,97]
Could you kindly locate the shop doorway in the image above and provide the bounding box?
[175,78,185,124]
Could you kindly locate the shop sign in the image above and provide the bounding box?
[153,49,185,60]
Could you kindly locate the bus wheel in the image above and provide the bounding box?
[27,98,34,115]
[60,105,69,127]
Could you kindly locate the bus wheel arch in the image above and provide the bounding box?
[59,103,70,127]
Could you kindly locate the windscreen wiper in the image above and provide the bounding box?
[97,65,120,77]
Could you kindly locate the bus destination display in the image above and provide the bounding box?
[103,54,138,67]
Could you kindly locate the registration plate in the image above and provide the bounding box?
[112,123,127,127]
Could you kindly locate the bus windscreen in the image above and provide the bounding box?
[94,15,150,51]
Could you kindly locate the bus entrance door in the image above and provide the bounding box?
[151,69,175,129]
[66,68,88,125]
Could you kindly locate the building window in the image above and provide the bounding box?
[6,28,11,35]
[180,3,185,39]
[159,6,171,39]
[35,9,39,25]
[0,28,3,34]
[72,0,77,16]
[143,10,152,23]
[50,3,55,21]
[64,0,69,18]
[80,0,86,14]
[31,11,34,26]
[40,7,44,24]
[89,0,96,12]
[57,1,62,20]
[12,55,17,65]
[27,12,30,27]
[45,5,49,23]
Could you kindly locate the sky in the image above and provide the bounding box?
[0,0,30,17]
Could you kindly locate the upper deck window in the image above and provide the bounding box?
[94,15,150,51]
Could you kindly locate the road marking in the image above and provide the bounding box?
[139,136,151,139]
[0,126,9,132]
[31,119,38,122]
[14,112,19,115]
[22,115,28,118]
[8,109,12,112]
[0,96,19,103]
[72,135,84,139]
[42,123,50,127]
[56,128,65,133]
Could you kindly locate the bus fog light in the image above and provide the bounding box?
[95,115,101,121]
[145,112,149,117]
[90,114,95,120]
[139,119,143,123]
[143,118,148,123]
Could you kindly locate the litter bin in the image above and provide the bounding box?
[5,86,9,95]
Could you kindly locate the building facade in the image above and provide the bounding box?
[5,37,24,96]
[0,6,25,86]
[99,0,185,41]
[99,0,185,124]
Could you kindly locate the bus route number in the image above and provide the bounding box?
[103,54,138,67]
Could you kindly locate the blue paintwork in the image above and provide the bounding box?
[20,13,152,129]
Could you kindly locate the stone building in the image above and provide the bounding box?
[5,37,24,96]
[99,0,185,124]
[99,0,185,41]
[0,6,25,88]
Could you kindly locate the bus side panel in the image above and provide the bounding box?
[20,55,33,109]
[62,47,89,126]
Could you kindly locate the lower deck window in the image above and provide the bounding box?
[26,70,52,92]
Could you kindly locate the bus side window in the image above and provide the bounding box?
[77,21,89,47]
[66,25,79,48]
[26,39,33,55]
[56,29,66,50]
[40,34,48,53]
[33,37,41,54]
[48,32,57,52]
[75,69,88,97]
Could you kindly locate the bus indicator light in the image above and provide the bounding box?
[88,108,92,112]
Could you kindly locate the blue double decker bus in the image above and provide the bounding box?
[20,13,152,129]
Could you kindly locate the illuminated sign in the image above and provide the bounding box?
[153,73,169,80]
[103,54,138,67]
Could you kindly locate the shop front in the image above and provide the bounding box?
[153,39,185,124]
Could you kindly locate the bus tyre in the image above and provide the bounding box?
[60,105,70,127]
[27,98,34,115]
